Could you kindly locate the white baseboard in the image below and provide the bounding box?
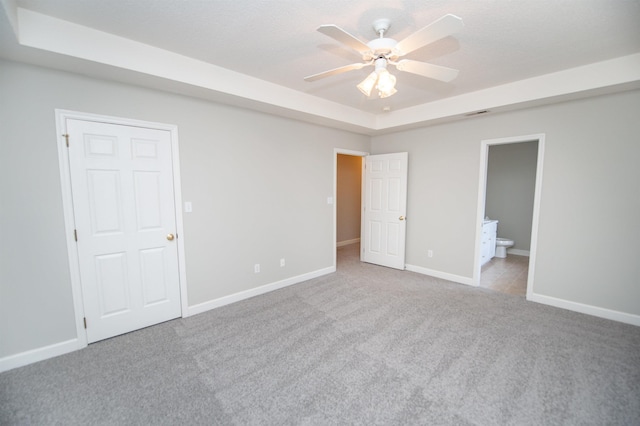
[405,264,474,286]
[186,266,336,317]
[0,338,82,373]
[508,248,530,256]
[9,267,635,374]
[0,267,336,372]
[527,292,640,327]
[337,238,360,247]
[406,264,640,326]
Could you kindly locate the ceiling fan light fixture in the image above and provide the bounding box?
[379,86,397,99]
[357,71,378,96]
[376,70,397,97]
[357,58,398,98]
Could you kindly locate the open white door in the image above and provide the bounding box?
[362,152,408,270]
[66,119,182,343]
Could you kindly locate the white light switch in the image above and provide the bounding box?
[327,197,334,205]
[184,202,193,213]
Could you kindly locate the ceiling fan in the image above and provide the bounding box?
[304,14,464,98]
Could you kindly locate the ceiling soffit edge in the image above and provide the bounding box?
[6,7,640,135]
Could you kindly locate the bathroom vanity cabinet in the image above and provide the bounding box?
[481,220,498,265]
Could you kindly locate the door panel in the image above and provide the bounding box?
[67,119,181,343]
[362,153,408,270]
[96,252,130,316]
[140,247,170,305]
[87,170,122,235]
[134,171,162,229]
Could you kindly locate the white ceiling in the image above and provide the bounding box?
[1,0,639,134]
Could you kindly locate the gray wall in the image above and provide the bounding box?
[371,89,640,316]
[336,154,362,244]
[485,141,538,252]
[0,60,369,358]
[2,58,639,362]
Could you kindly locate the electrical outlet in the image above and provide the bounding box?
[254,264,260,273]
[428,250,434,258]
[280,258,286,267]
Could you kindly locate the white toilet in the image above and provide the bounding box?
[495,238,514,258]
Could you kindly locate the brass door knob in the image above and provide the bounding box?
[167,233,175,241]
[399,216,405,221]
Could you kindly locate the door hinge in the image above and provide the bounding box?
[83,317,87,329]
[74,229,78,242]
[63,134,69,147]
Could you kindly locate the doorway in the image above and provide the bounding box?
[333,149,409,270]
[334,149,367,269]
[473,134,545,300]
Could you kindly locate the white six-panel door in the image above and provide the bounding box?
[66,119,181,343]
[362,153,408,270]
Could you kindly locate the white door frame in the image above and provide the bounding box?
[333,148,368,269]
[472,133,545,301]
[55,109,188,349]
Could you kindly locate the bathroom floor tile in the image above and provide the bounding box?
[480,254,529,296]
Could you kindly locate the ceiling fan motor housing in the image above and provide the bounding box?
[367,38,398,59]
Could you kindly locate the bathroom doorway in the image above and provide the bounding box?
[473,134,545,299]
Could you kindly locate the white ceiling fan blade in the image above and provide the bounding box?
[394,14,464,56]
[304,63,368,82]
[395,59,459,82]
[317,24,371,55]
